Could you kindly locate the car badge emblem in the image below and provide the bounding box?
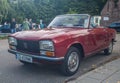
[23,42,27,49]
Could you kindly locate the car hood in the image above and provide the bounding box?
[11,28,88,42]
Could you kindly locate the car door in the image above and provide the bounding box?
[84,28,98,56]
[88,27,109,52]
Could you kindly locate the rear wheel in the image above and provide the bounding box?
[104,41,113,55]
[61,47,81,76]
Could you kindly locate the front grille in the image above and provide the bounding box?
[16,40,40,54]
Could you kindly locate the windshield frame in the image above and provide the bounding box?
[47,14,91,29]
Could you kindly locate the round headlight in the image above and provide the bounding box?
[39,40,54,51]
[8,37,17,46]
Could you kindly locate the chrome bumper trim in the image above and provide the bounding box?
[8,49,64,61]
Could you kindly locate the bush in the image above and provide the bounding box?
[0,35,8,40]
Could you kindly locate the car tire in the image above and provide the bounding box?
[104,41,113,55]
[61,47,81,76]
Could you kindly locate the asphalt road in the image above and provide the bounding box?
[0,34,120,83]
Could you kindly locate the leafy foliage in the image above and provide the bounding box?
[0,0,11,23]
[0,0,107,25]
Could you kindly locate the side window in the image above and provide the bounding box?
[90,17,97,28]
[116,23,120,27]
[110,23,116,27]
[118,23,120,26]
[84,18,89,28]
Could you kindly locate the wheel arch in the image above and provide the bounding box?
[61,43,85,76]
[69,43,85,59]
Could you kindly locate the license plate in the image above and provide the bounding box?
[16,54,33,63]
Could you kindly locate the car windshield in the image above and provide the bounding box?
[48,14,90,28]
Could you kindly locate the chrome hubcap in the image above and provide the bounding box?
[68,52,79,72]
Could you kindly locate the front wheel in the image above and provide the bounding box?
[61,47,81,76]
[104,41,113,55]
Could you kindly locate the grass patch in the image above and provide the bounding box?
[117,32,120,34]
[0,35,8,40]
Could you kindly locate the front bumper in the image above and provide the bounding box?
[8,49,64,62]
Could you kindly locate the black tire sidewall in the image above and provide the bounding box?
[61,47,81,76]
[104,42,113,55]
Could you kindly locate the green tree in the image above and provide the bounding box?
[95,0,107,14]
[8,0,37,23]
[0,0,10,23]
[0,0,108,24]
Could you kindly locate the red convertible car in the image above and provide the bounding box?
[8,14,116,76]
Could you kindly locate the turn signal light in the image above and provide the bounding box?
[9,45,16,50]
[46,51,54,57]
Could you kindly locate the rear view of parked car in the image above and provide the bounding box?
[108,22,120,32]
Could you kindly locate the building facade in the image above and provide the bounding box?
[101,0,120,26]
